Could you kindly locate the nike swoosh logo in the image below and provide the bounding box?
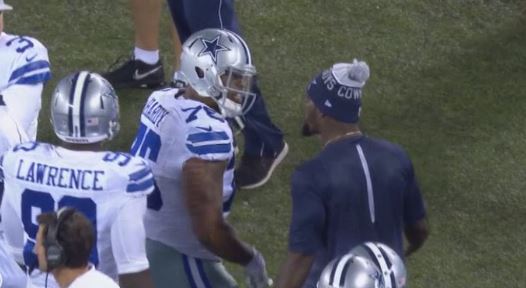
[133,66,162,80]
[26,54,37,62]
[196,126,212,132]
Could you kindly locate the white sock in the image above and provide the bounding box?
[134,47,160,65]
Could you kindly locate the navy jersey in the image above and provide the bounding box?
[288,135,426,287]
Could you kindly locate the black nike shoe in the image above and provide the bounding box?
[235,141,289,190]
[102,56,165,89]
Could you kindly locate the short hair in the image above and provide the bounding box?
[37,208,94,268]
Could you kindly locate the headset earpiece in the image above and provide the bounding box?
[44,208,75,271]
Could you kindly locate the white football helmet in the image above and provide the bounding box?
[180,28,256,117]
[317,254,384,288]
[350,242,407,288]
[51,71,120,144]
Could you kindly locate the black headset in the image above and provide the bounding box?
[44,207,76,271]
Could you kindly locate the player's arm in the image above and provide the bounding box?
[276,252,314,288]
[182,157,254,264]
[402,155,429,257]
[111,196,154,288]
[404,218,429,257]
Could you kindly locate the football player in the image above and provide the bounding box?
[131,28,271,288]
[0,72,154,288]
[0,0,51,140]
[0,94,28,288]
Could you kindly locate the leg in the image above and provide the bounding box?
[170,21,182,70]
[103,0,165,89]
[146,239,238,288]
[132,0,162,52]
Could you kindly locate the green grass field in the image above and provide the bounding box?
[7,0,526,286]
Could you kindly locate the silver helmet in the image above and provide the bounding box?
[318,254,384,288]
[180,28,256,117]
[51,71,120,144]
[350,243,407,288]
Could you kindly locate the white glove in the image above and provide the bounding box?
[244,248,273,288]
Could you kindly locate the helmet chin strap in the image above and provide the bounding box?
[218,98,242,118]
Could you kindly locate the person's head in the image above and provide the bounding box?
[349,242,407,288]
[50,71,120,148]
[35,207,95,272]
[180,28,256,117]
[302,60,370,137]
[0,0,13,34]
[317,254,384,288]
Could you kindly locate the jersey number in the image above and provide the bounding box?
[6,36,35,53]
[21,189,99,266]
[130,123,163,210]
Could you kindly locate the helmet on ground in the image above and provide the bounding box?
[349,242,407,288]
[318,254,384,288]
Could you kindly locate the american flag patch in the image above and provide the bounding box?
[86,117,99,126]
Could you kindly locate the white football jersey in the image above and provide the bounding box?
[0,142,154,287]
[0,104,29,156]
[131,88,236,260]
[0,32,51,140]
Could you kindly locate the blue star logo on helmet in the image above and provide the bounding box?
[198,35,230,64]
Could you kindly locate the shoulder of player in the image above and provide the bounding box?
[367,136,408,157]
[142,88,185,124]
[5,141,49,157]
[293,156,325,183]
[99,151,150,172]
[1,33,48,55]
[100,152,154,197]
[1,142,49,173]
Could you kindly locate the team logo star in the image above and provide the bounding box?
[198,35,230,64]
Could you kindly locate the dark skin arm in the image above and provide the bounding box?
[276,251,314,288]
[405,218,429,257]
[183,157,253,265]
[119,270,155,288]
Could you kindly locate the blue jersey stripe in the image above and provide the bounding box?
[186,143,231,155]
[196,259,212,288]
[187,131,229,143]
[9,60,50,82]
[182,254,198,288]
[129,167,152,182]
[14,71,51,85]
[126,177,154,193]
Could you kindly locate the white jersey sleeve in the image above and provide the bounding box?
[0,105,29,155]
[0,32,50,141]
[0,32,51,89]
[1,84,43,140]
[110,196,149,274]
[0,238,27,288]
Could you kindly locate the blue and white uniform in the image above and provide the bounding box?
[0,32,51,140]
[0,142,154,288]
[132,87,236,261]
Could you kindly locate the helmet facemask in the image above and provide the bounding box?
[213,65,256,118]
[180,28,258,117]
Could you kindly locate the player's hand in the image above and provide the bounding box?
[244,247,273,288]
